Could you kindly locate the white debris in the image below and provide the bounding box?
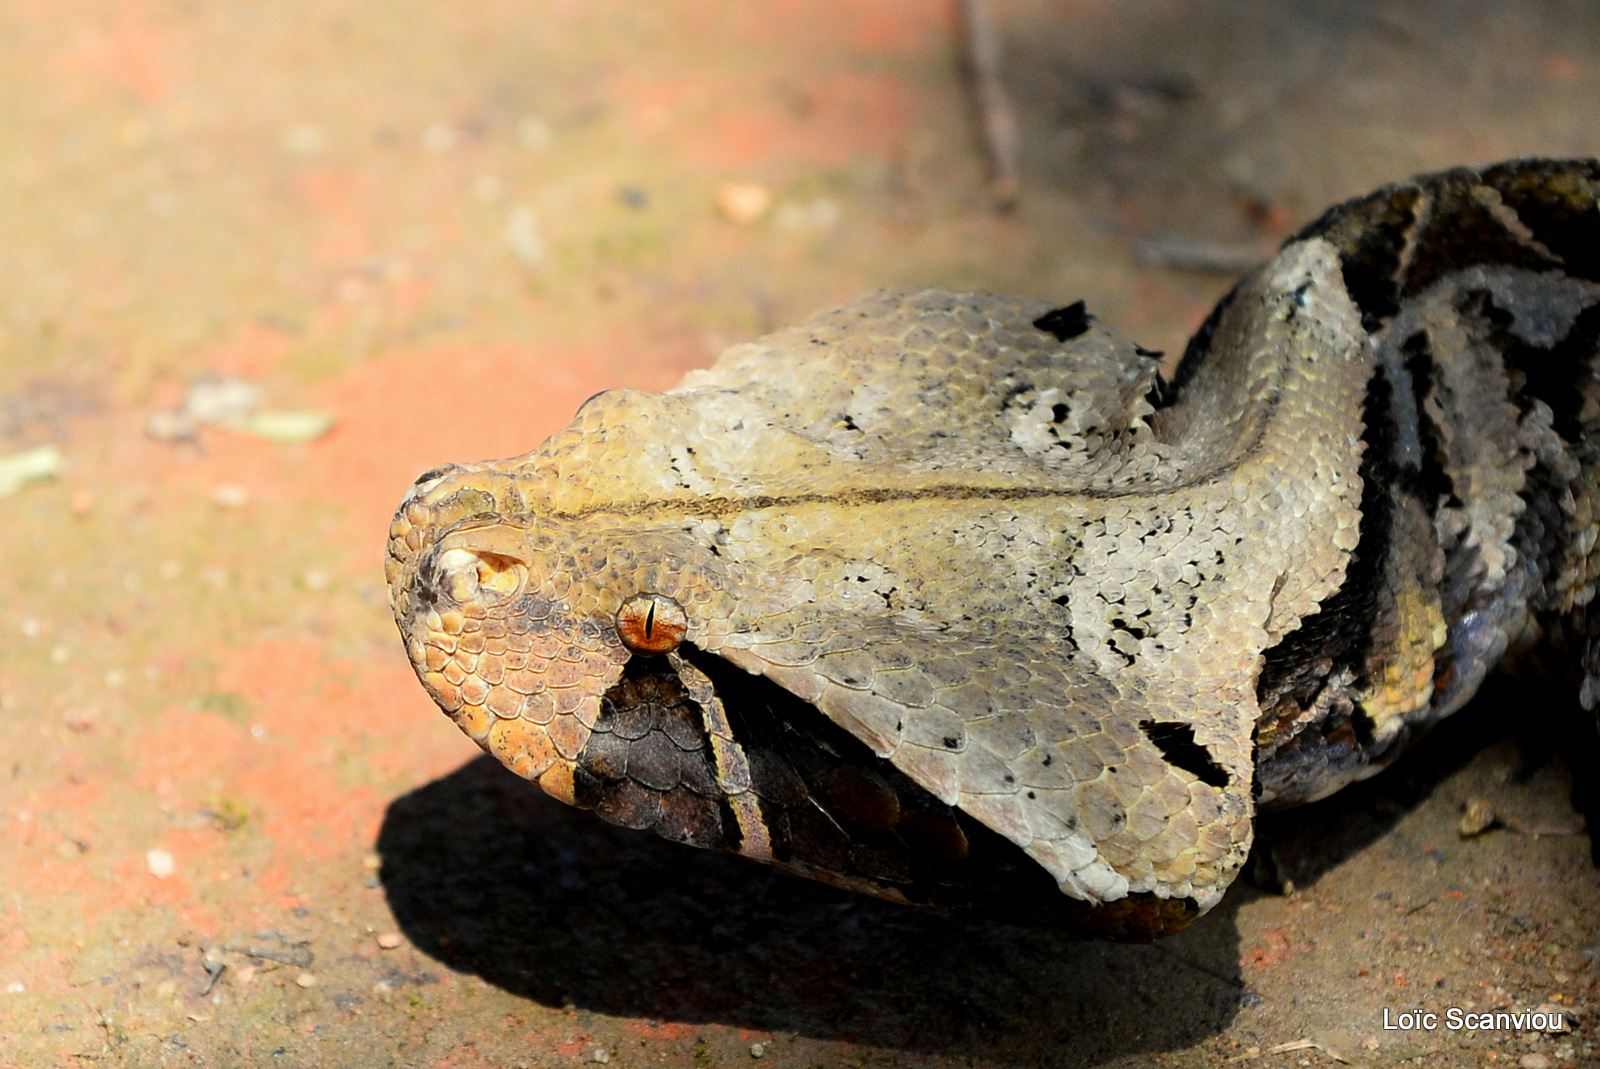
[147,376,333,444]
[0,445,63,498]
[146,848,175,878]
[505,205,545,268]
[421,123,457,154]
[716,182,772,225]
[281,124,327,156]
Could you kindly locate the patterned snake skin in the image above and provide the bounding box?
[386,159,1600,939]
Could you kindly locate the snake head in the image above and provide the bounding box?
[388,461,624,804]
[381,290,1266,929]
[385,458,741,807]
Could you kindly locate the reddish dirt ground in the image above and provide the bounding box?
[1,2,1597,1067]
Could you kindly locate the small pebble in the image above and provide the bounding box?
[590,1050,610,1064]
[146,410,197,443]
[1519,1054,1551,1069]
[213,485,249,508]
[1459,797,1496,837]
[421,123,457,153]
[716,182,772,224]
[336,276,368,304]
[185,378,261,425]
[774,198,839,232]
[4,982,24,994]
[280,124,327,156]
[376,932,402,949]
[472,174,506,202]
[70,491,94,516]
[146,848,175,879]
[295,973,318,988]
[517,116,551,150]
[749,1041,767,1058]
[505,205,545,268]
[232,965,256,986]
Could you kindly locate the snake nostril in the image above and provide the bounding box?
[401,465,454,507]
[413,466,449,486]
[615,594,688,655]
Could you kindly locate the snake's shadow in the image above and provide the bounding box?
[1251,678,1598,889]
[376,678,1590,1064]
[376,756,1253,1065]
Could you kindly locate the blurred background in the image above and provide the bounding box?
[1,2,1596,1066]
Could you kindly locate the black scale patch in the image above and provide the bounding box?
[572,658,728,847]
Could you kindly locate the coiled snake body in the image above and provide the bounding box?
[386,159,1600,938]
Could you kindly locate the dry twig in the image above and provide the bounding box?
[958,0,1020,209]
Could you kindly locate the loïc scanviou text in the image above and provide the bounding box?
[1382,1007,1567,1032]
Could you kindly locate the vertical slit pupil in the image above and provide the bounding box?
[645,601,655,638]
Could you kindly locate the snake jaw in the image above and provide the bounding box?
[399,530,631,803]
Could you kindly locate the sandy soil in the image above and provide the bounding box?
[1,2,1596,1066]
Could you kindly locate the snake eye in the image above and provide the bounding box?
[615,594,688,655]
